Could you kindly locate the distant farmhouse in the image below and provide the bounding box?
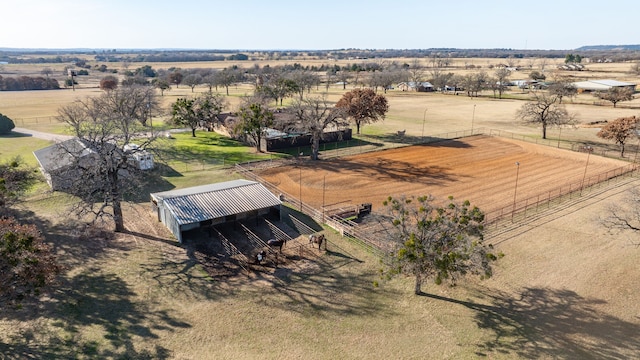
[151,180,281,243]
[571,79,637,93]
[397,81,434,92]
[33,138,154,190]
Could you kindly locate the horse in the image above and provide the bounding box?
[267,238,285,252]
[255,250,267,264]
[309,234,325,250]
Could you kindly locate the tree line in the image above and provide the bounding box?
[0,75,59,91]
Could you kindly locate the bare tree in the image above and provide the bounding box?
[289,70,319,100]
[202,71,219,92]
[56,87,161,232]
[538,57,549,71]
[429,69,454,92]
[182,73,202,93]
[41,67,53,79]
[286,96,347,160]
[601,187,640,246]
[548,75,577,104]
[407,59,425,89]
[336,71,351,90]
[494,68,511,99]
[516,93,576,139]
[462,71,489,97]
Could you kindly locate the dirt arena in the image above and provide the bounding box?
[256,135,631,215]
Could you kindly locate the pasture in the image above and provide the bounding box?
[1,57,640,359]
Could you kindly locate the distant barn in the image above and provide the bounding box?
[571,79,637,93]
[150,180,282,243]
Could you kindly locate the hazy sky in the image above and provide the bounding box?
[2,0,638,50]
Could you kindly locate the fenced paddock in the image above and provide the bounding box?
[237,134,638,252]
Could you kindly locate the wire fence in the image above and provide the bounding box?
[484,163,639,226]
[235,129,640,254]
[12,117,62,125]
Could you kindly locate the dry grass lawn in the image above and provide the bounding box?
[1,58,639,359]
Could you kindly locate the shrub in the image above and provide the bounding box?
[0,113,15,134]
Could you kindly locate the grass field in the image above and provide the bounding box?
[1,58,639,359]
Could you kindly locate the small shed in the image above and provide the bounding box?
[150,180,282,243]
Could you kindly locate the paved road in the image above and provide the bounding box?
[13,127,73,142]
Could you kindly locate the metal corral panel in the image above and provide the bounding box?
[151,179,281,226]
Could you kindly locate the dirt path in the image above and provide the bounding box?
[12,127,73,142]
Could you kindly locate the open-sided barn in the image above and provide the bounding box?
[571,79,637,92]
[150,179,282,243]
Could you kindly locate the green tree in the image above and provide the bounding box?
[596,116,639,157]
[335,88,389,134]
[0,217,61,303]
[516,93,576,139]
[595,87,635,108]
[0,158,36,212]
[0,113,15,134]
[152,78,171,96]
[234,102,274,152]
[382,195,497,295]
[171,92,226,137]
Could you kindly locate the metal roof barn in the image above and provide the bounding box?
[151,179,282,243]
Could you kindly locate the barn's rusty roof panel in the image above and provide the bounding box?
[152,180,281,225]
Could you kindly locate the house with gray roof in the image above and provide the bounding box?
[33,138,97,190]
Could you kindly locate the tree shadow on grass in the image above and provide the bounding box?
[0,270,189,359]
[1,131,32,139]
[420,287,640,359]
[255,242,394,319]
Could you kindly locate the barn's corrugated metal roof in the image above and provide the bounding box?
[153,180,281,225]
[572,79,636,91]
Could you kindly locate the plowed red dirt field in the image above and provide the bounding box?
[256,135,630,214]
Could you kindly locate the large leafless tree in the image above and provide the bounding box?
[516,93,576,139]
[56,86,161,232]
[286,96,347,160]
[601,187,640,247]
